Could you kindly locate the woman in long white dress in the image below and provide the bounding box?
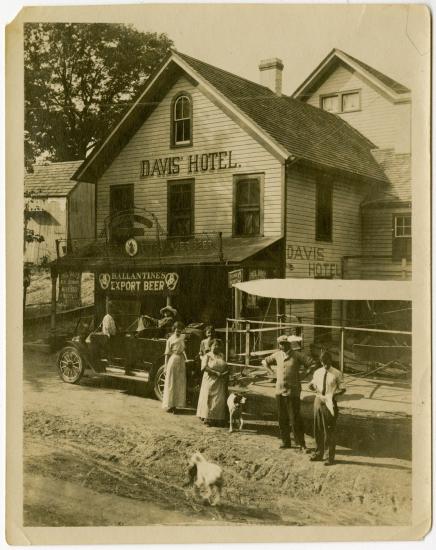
[162,321,186,413]
[196,338,229,426]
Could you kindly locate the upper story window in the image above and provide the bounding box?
[315,180,333,242]
[109,184,134,243]
[233,174,264,236]
[392,214,411,261]
[321,90,361,114]
[172,94,192,147]
[167,179,194,237]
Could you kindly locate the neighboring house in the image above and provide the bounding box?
[292,48,412,281]
[24,161,95,265]
[55,49,388,331]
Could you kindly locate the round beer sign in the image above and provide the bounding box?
[125,238,139,257]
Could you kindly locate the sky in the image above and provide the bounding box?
[3,2,429,96]
[107,3,428,95]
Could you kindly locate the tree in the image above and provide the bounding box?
[24,23,173,166]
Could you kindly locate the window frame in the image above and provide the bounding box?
[167,178,195,238]
[232,173,264,237]
[394,214,412,238]
[109,184,135,243]
[170,92,193,148]
[320,89,361,114]
[315,178,333,243]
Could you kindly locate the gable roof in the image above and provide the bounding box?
[25,161,84,197]
[292,48,411,102]
[74,50,388,184]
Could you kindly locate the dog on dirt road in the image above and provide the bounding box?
[187,452,223,506]
[227,393,247,433]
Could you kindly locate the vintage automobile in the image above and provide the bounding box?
[56,320,205,402]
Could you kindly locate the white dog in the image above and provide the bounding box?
[227,393,247,433]
[187,452,223,506]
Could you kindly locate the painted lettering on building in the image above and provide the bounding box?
[140,150,238,177]
[97,271,180,294]
[287,244,341,278]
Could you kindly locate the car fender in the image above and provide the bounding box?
[60,339,95,372]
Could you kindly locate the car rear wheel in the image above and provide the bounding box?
[57,346,85,384]
[154,364,166,401]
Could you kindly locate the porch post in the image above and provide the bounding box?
[50,267,58,333]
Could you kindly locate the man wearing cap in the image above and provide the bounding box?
[262,335,315,450]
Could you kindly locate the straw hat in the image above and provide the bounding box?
[160,305,178,317]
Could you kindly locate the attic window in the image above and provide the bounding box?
[321,90,361,113]
[172,93,192,147]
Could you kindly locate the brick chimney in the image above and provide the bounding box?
[259,58,284,95]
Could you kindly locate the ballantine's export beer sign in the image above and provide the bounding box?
[140,150,239,177]
[98,271,180,294]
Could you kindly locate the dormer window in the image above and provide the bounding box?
[172,93,192,147]
[321,90,361,113]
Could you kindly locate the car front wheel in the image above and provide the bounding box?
[153,364,165,401]
[57,346,85,384]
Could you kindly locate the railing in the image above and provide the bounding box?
[222,318,412,379]
[342,255,411,280]
[56,232,224,262]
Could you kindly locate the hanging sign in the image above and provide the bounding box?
[97,271,180,294]
[228,268,243,288]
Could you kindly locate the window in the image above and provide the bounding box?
[315,180,333,241]
[109,184,134,242]
[394,215,411,237]
[342,91,360,112]
[172,94,192,146]
[392,214,411,260]
[321,95,340,113]
[167,179,194,237]
[320,90,361,113]
[233,174,263,236]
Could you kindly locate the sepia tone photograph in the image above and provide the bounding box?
[5,2,431,544]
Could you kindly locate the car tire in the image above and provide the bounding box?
[153,364,166,401]
[57,346,85,384]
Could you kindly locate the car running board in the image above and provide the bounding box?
[102,366,150,382]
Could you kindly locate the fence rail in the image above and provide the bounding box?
[222,317,412,376]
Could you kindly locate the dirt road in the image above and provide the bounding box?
[23,350,412,526]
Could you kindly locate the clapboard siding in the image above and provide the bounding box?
[24,197,67,264]
[362,206,411,256]
[69,181,95,241]
[96,76,283,237]
[305,64,410,153]
[285,166,368,279]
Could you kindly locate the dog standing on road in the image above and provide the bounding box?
[227,393,247,433]
[187,452,223,506]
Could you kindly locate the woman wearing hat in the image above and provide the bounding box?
[138,305,178,334]
[162,321,187,413]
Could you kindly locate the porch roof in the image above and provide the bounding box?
[52,236,283,272]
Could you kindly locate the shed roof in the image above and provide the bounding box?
[25,161,84,197]
[73,51,388,185]
[362,150,411,206]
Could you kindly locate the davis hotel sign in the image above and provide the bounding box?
[98,271,180,294]
[140,150,239,177]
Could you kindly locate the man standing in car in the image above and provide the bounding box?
[262,335,314,450]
